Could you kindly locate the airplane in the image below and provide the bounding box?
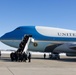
[1,26,76,59]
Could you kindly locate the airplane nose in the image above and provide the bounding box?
[0,31,18,41]
[0,33,10,40]
[0,31,21,48]
[0,33,11,46]
[0,36,2,40]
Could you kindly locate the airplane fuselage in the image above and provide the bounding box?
[1,26,76,54]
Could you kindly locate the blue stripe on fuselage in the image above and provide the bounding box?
[1,26,76,42]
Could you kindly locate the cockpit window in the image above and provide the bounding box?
[16,27,21,30]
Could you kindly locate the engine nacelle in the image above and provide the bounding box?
[66,53,76,57]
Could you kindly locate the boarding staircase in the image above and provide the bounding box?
[10,35,34,61]
[17,35,32,53]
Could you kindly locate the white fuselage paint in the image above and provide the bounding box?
[36,26,76,38]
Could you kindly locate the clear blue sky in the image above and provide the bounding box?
[0,0,76,49]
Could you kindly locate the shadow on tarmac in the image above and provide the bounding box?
[32,57,76,62]
[0,56,76,62]
[0,57,11,62]
[57,58,76,62]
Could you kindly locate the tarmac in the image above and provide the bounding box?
[0,54,76,75]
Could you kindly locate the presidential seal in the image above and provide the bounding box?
[33,42,38,47]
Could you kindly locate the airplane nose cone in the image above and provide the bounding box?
[0,33,10,46]
[0,33,9,40]
[0,36,2,40]
[0,36,3,40]
[0,31,21,48]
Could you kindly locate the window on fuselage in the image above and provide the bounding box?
[16,27,21,30]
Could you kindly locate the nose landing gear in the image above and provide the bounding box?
[49,53,60,60]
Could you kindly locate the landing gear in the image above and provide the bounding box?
[49,53,60,60]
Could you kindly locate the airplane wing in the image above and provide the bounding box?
[70,46,76,50]
[44,43,62,52]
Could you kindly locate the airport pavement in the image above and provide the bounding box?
[0,54,76,75]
